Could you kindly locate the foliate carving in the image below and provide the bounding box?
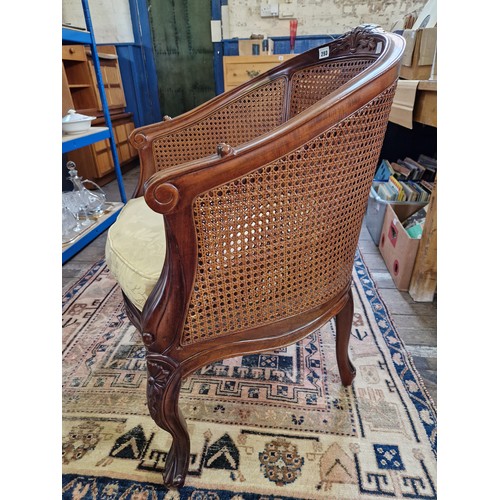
[146,356,178,422]
[332,24,383,56]
[147,361,169,422]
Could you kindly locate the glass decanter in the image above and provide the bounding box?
[66,161,107,216]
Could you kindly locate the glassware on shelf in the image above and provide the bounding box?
[66,161,107,217]
[62,204,78,242]
[63,190,92,229]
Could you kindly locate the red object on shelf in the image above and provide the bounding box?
[290,19,298,53]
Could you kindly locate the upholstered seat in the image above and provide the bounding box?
[105,25,405,489]
[105,197,165,311]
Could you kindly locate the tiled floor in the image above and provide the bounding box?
[62,165,437,404]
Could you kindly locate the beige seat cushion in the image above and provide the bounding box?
[105,196,165,311]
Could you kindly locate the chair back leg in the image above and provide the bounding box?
[335,287,356,386]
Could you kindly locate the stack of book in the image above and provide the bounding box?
[373,155,436,202]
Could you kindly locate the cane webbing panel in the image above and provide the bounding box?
[181,84,396,346]
[151,78,286,171]
[289,59,375,117]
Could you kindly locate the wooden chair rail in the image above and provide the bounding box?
[142,68,400,215]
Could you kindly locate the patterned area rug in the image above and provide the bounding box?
[62,250,437,499]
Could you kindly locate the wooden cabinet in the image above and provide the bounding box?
[63,44,137,184]
[223,55,295,92]
[63,44,126,116]
[62,45,100,115]
[88,46,127,113]
[66,112,136,181]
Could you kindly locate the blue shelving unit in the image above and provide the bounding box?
[62,127,110,154]
[62,26,91,45]
[62,0,127,264]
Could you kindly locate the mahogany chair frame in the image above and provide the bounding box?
[112,25,404,488]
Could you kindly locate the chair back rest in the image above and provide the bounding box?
[288,58,376,117]
[151,78,288,169]
[136,26,405,349]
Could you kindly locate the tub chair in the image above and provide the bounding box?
[105,24,405,488]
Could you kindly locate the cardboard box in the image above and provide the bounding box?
[400,27,437,80]
[378,204,423,291]
[365,182,427,246]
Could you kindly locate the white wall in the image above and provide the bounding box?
[62,0,134,44]
[62,0,428,44]
[225,0,428,38]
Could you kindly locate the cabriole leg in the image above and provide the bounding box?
[335,288,356,386]
[146,355,190,488]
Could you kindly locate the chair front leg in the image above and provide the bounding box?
[335,287,356,386]
[146,354,190,488]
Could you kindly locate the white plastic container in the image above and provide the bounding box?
[365,182,427,246]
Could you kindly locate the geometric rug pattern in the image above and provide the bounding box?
[62,249,437,499]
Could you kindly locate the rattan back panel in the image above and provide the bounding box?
[181,84,396,346]
[151,78,287,171]
[289,59,375,117]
